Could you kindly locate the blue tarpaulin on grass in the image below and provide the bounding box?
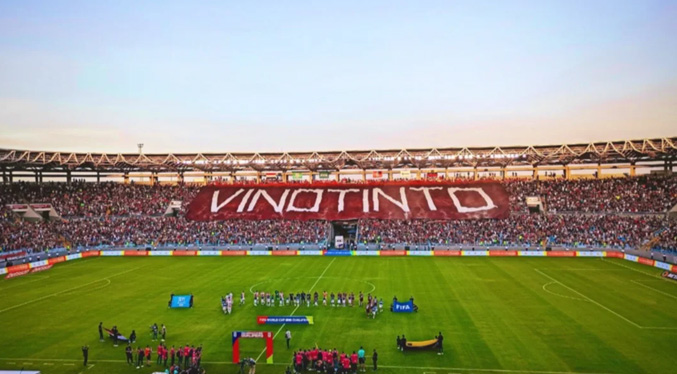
[392,300,414,313]
[170,294,193,308]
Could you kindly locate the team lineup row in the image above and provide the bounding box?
[251,291,386,309]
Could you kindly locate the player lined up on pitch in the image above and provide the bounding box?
[289,346,378,373]
[221,291,247,314]
[252,290,384,310]
[221,293,234,314]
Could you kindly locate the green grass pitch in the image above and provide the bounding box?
[0,256,676,374]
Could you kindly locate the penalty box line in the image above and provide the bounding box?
[534,268,643,329]
[253,257,337,363]
[536,268,677,330]
[0,266,143,314]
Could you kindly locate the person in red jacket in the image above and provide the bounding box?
[326,350,334,368]
[351,351,359,373]
[183,346,191,368]
[294,352,303,373]
[157,344,163,365]
[304,350,312,371]
[144,346,152,367]
[341,356,351,373]
[311,348,318,367]
[163,345,169,367]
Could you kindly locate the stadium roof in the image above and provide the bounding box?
[0,137,675,173]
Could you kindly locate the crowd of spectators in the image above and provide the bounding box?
[0,175,675,253]
[359,215,676,250]
[1,175,674,218]
[2,213,674,252]
[505,175,676,213]
[0,182,200,217]
[1,217,329,251]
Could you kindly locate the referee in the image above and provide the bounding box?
[285,330,292,349]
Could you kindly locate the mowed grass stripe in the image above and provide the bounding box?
[486,260,584,372]
[438,260,505,369]
[0,257,676,374]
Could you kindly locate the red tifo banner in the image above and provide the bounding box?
[186,181,509,221]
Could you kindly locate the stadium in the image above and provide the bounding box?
[1,137,676,374]
[1,2,676,374]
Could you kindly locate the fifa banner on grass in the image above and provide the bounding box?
[392,300,415,313]
[257,316,314,325]
[186,181,509,221]
[169,294,194,308]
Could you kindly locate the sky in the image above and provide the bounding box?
[0,0,675,153]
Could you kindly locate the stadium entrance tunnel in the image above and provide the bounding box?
[330,220,358,249]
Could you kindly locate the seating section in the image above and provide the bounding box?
[0,182,200,217]
[359,215,676,249]
[0,175,675,253]
[505,176,676,213]
[0,216,328,251]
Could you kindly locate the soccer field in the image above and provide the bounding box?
[1,256,676,374]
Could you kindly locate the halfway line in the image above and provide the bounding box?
[254,257,337,363]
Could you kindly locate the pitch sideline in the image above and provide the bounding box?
[0,357,615,374]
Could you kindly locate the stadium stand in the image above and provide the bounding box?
[504,176,676,214]
[1,175,675,256]
[0,182,200,217]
